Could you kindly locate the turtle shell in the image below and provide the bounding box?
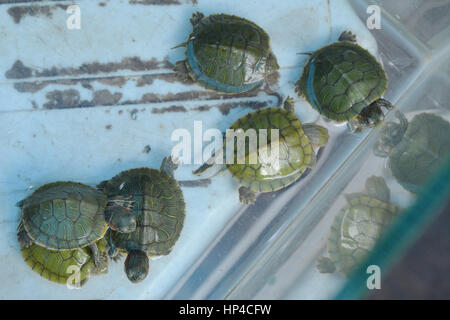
[20,182,108,250]
[226,108,315,192]
[296,41,387,122]
[20,239,107,286]
[185,14,279,93]
[328,194,399,276]
[100,168,185,256]
[389,113,450,193]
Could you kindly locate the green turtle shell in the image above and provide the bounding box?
[328,194,399,276]
[226,108,315,192]
[100,168,185,256]
[296,41,387,122]
[20,182,108,250]
[185,14,279,93]
[389,113,450,193]
[20,239,107,286]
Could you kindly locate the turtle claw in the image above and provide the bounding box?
[239,187,256,205]
[316,257,336,274]
[339,30,357,42]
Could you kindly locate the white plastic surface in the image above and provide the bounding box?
[0,0,378,299]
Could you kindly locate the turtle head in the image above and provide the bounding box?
[365,176,390,203]
[374,110,408,157]
[349,98,395,133]
[124,250,149,283]
[106,205,137,233]
[265,52,279,75]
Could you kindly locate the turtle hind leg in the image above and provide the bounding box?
[17,222,33,248]
[173,60,193,84]
[316,257,336,273]
[239,187,257,205]
[303,124,330,148]
[339,30,357,42]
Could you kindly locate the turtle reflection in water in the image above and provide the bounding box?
[374,111,450,193]
[100,157,185,283]
[317,176,401,277]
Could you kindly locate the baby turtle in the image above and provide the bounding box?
[17,182,136,269]
[317,176,400,276]
[173,12,279,93]
[295,31,393,132]
[99,157,185,283]
[20,239,108,287]
[194,98,329,204]
[374,111,450,193]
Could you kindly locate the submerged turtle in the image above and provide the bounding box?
[17,182,136,269]
[317,176,400,276]
[374,111,450,193]
[99,157,185,283]
[194,97,329,204]
[20,238,108,287]
[173,12,279,93]
[295,31,393,132]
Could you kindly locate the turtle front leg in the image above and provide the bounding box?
[106,242,124,263]
[339,30,357,42]
[190,12,205,26]
[173,60,193,84]
[316,257,336,273]
[17,221,33,248]
[89,242,106,271]
[160,156,179,177]
[239,186,257,205]
[365,176,390,203]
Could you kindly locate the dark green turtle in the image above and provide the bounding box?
[173,12,279,93]
[295,31,393,132]
[194,98,329,204]
[20,238,108,287]
[317,176,400,276]
[99,157,186,283]
[17,182,136,269]
[374,111,450,193]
